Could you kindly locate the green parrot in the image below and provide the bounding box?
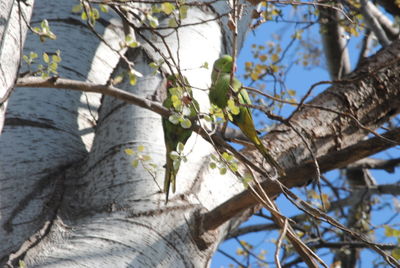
[162,74,199,202]
[209,55,285,176]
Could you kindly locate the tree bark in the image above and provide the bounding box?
[0,0,34,133]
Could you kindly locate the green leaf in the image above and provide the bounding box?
[287,89,296,96]
[52,54,61,63]
[385,225,400,237]
[72,4,82,13]
[142,155,151,161]
[132,159,139,167]
[91,8,100,19]
[228,99,240,115]
[168,114,180,125]
[43,52,50,63]
[128,72,137,85]
[41,19,49,29]
[147,14,159,28]
[222,152,233,161]
[179,5,189,20]
[99,4,108,13]
[81,11,88,20]
[149,62,158,69]
[49,62,58,72]
[242,173,253,188]
[229,163,238,172]
[177,142,185,153]
[203,115,212,122]
[161,2,175,15]
[137,145,145,152]
[18,260,27,268]
[210,154,219,161]
[201,62,209,69]
[168,18,178,27]
[171,95,181,108]
[128,41,140,48]
[23,55,29,63]
[209,162,217,169]
[170,151,180,160]
[125,148,134,155]
[393,248,400,260]
[30,51,38,59]
[113,74,124,85]
[180,118,192,129]
[219,167,227,175]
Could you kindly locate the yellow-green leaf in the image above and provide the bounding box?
[180,118,192,129]
[125,148,134,155]
[72,4,82,13]
[161,2,175,15]
[43,52,49,63]
[81,11,88,20]
[142,155,151,161]
[132,159,139,167]
[393,248,400,260]
[179,5,189,20]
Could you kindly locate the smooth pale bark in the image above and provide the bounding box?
[0,0,34,133]
[0,0,123,262]
[3,0,256,267]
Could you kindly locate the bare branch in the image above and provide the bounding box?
[367,1,399,40]
[360,0,391,47]
[318,4,351,79]
[201,127,400,231]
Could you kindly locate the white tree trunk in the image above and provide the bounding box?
[0,0,34,133]
[1,0,122,262]
[2,0,255,266]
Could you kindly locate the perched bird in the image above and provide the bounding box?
[209,55,285,176]
[162,74,199,202]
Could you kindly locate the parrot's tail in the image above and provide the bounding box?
[255,143,286,177]
[164,155,176,203]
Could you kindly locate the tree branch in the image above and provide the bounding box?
[201,127,400,231]
[318,4,351,79]
[360,0,390,47]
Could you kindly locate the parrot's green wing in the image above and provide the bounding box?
[162,74,198,203]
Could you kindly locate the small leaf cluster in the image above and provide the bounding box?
[119,35,141,50]
[150,1,190,28]
[112,68,142,86]
[23,50,62,78]
[209,97,240,124]
[167,83,195,129]
[236,240,254,256]
[32,19,56,42]
[124,146,157,172]
[169,142,188,173]
[72,2,108,25]
[307,189,331,210]
[209,152,238,175]
[384,226,400,260]
[149,59,165,75]
[244,41,282,81]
